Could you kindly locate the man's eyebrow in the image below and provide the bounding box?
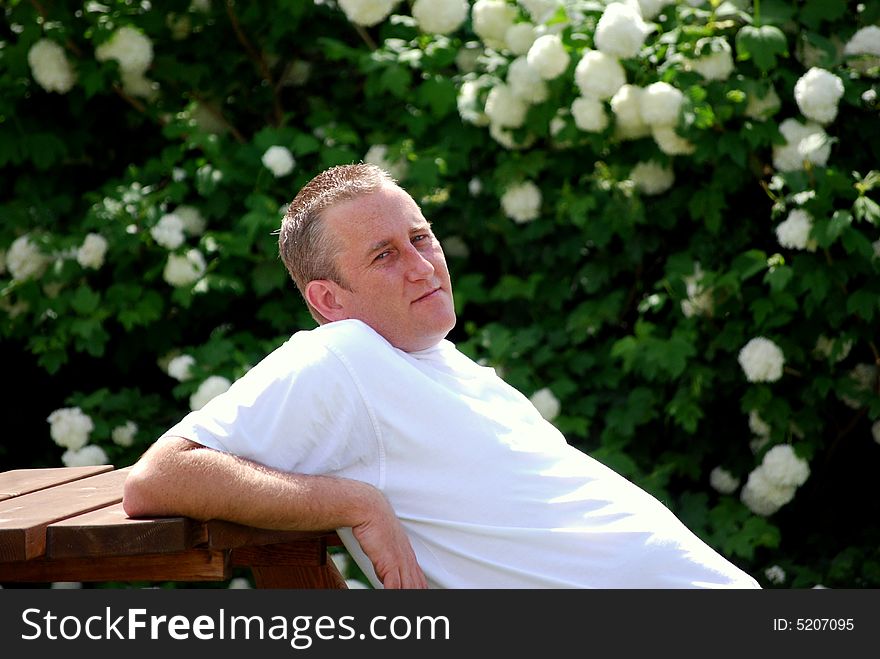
[365,223,433,255]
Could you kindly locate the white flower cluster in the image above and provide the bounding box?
[47,407,94,450]
[629,160,675,195]
[764,565,786,585]
[150,213,186,249]
[28,39,77,94]
[793,67,845,124]
[190,375,232,410]
[506,22,537,55]
[594,2,651,59]
[572,96,608,132]
[840,363,878,409]
[501,180,542,223]
[364,144,408,180]
[527,34,570,80]
[775,209,817,252]
[457,78,491,126]
[412,0,468,35]
[844,25,880,56]
[640,81,685,128]
[609,84,649,139]
[681,264,712,317]
[744,85,781,121]
[686,37,735,81]
[262,145,296,177]
[338,0,399,27]
[111,420,138,447]
[76,233,109,270]
[174,205,207,236]
[519,0,560,24]
[7,234,50,282]
[62,444,110,468]
[472,0,518,50]
[507,57,548,104]
[95,26,156,98]
[164,249,207,287]
[575,50,625,100]
[167,354,196,381]
[749,409,771,439]
[772,118,831,172]
[741,444,810,516]
[738,337,785,383]
[530,387,560,421]
[485,82,528,128]
[709,466,740,494]
[812,335,852,363]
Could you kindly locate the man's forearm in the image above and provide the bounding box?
[122,436,381,531]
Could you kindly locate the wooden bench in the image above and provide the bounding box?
[0,465,347,588]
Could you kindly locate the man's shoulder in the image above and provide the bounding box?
[287,319,397,364]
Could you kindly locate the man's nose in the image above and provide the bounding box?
[404,245,435,280]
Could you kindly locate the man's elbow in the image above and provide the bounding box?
[122,464,162,518]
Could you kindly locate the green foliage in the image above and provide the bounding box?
[3,0,879,589]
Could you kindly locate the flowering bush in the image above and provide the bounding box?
[3,0,879,588]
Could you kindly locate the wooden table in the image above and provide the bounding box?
[0,465,347,588]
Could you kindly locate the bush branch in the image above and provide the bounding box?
[225,0,284,125]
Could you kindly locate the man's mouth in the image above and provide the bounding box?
[413,287,440,303]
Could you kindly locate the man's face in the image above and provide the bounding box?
[319,183,456,352]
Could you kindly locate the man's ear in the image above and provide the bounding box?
[305,280,347,322]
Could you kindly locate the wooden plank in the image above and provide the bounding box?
[206,519,339,551]
[230,540,326,568]
[0,465,115,501]
[48,502,207,559]
[250,561,348,589]
[0,548,230,583]
[0,467,131,562]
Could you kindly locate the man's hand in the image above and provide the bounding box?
[352,489,428,589]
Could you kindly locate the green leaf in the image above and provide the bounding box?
[735,25,789,73]
[71,285,101,315]
[731,249,767,281]
[763,265,793,292]
[853,195,880,225]
[379,64,411,98]
[416,76,457,117]
[813,210,851,248]
[22,133,68,170]
[847,289,878,321]
[799,0,848,30]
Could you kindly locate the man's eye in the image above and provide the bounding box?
[374,250,391,261]
[413,234,429,244]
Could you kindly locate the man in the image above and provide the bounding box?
[123,163,760,589]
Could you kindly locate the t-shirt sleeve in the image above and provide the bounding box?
[160,335,379,478]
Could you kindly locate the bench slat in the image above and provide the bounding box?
[0,465,114,501]
[0,548,230,583]
[48,502,207,559]
[0,467,130,562]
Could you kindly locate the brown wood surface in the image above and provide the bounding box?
[250,562,348,589]
[0,467,130,562]
[0,465,114,501]
[0,466,349,589]
[0,548,230,583]
[48,502,207,558]
[206,519,340,551]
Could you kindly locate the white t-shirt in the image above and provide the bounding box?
[162,319,760,589]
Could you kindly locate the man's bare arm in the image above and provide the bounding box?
[122,436,426,589]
